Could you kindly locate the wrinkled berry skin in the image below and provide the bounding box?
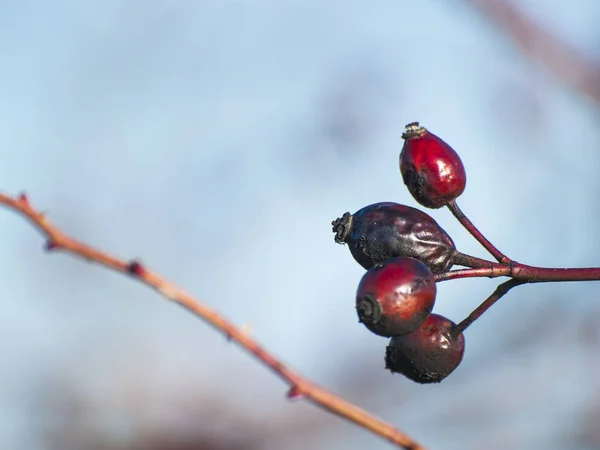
[385,314,465,384]
[356,257,436,337]
[400,122,466,209]
[332,202,456,274]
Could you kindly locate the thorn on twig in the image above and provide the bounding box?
[127,260,146,277]
[286,385,303,401]
[17,192,29,206]
[44,240,60,252]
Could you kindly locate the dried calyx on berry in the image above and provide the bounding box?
[400,122,466,209]
[356,257,436,337]
[332,202,456,274]
[385,313,465,384]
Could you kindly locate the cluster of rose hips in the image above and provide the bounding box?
[332,122,469,384]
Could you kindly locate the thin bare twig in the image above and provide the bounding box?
[466,0,600,106]
[0,191,425,450]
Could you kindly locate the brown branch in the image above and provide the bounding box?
[0,191,425,450]
[466,0,600,106]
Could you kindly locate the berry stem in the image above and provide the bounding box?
[436,261,600,283]
[447,200,510,264]
[435,266,509,282]
[452,251,497,269]
[455,279,526,333]
[0,191,425,450]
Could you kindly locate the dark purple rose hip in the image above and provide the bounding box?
[332,202,456,274]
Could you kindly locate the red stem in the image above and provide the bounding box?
[455,279,526,333]
[453,251,496,269]
[436,261,600,283]
[447,200,510,264]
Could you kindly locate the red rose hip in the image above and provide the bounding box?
[385,313,465,384]
[356,257,436,337]
[400,122,466,209]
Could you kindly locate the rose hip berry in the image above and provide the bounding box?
[332,202,456,274]
[400,122,466,209]
[385,313,465,384]
[356,257,436,337]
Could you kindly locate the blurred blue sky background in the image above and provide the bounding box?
[1,1,600,449]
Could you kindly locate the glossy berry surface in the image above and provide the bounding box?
[356,257,436,337]
[400,122,466,209]
[332,202,456,274]
[385,313,465,384]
